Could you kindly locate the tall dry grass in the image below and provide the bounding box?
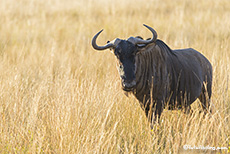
[0,0,229,153]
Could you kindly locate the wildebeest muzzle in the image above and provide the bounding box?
[122,80,136,91]
[119,62,136,91]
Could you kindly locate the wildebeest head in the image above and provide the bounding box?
[92,24,157,91]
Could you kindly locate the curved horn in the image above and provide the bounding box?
[127,24,157,45]
[92,29,114,50]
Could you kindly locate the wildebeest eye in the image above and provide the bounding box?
[115,48,121,55]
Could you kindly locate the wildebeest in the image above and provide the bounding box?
[92,24,212,126]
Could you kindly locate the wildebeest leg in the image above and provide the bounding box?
[143,99,163,129]
[143,99,154,126]
[153,101,163,122]
[149,101,163,129]
[198,84,212,114]
[150,101,164,130]
[184,105,193,115]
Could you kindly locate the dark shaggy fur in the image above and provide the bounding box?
[134,40,212,123]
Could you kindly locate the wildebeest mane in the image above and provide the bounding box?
[155,39,176,56]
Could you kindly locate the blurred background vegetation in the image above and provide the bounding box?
[0,0,229,153]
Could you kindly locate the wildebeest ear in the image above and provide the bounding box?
[136,44,147,48]
[136,38,155,49]
[135,36,147,48]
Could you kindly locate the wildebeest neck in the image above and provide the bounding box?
[133,40,172,101]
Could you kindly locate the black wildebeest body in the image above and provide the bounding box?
[92,25,212,124]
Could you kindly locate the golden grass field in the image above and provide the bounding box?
[0,0,230,153]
